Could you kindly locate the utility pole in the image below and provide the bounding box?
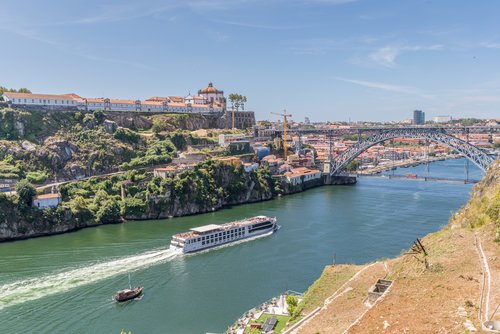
[232,109,235,130]
[271,110,293,161]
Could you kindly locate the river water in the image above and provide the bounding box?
[0,158,482,333]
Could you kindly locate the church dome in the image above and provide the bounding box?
[199,82,223,94]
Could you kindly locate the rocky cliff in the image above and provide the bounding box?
[0,194,101,241]
[122,162,276,220]
[0,107,225,181]
[0,161,277,241]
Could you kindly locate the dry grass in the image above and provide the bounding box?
[297,160,500,333]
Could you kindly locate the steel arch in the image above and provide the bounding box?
[330,128,494,175]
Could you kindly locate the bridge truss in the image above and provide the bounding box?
[270,126,498,176]
[328,128,494,175]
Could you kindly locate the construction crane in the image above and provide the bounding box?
[271,110,292,161]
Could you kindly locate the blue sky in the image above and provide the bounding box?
[1,0,499,122]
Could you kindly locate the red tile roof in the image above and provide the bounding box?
[3,92,80,101]
[35,193,61,200]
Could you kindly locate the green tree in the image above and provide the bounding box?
[93,110,105,123]
[0,86,31,94]
[286,295,298,315]
[346,160,360,171]
[228,93,247,111]
[16,180,36,207]
[95,198,121,223]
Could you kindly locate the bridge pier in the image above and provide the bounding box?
[323,174,357,185]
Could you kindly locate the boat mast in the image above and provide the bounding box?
[128,273,132,290]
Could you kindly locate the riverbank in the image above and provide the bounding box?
[0,161,355,242]
[279,158,499,333]
[357,153,460,175]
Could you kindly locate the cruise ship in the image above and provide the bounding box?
[169,216,278,253]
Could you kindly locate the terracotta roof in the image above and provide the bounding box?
[109,99,137,104]
[3,92,80,101]
[168,96,184,102]
[86,98,105,103]
[142,100,163,106]
[168,102,188,107]
[145,96,168,102]
[35,193,61,200]
[285,167,321,178]
[64,93,83,99]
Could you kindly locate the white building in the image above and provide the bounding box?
[2,82,226,114]
[184,94,207,105]
[433,116,452,123]
[85,98,106,110]
[198,82,225,105]
[33,193,62,209]
[218,133,249,147]
[284,167,322,186]
[243,162,259,173]
[141,100,165,112]
[3,92,84,109]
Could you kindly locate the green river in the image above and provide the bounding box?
[0,158,482,333]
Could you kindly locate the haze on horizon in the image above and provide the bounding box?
[1,0,499,122]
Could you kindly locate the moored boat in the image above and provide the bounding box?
[170,215,278,254]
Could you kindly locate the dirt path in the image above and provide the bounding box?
[297,262,388,334]
[478,230,500,324]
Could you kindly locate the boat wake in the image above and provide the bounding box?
[0,248,178,311]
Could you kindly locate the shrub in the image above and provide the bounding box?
[16,179,36,207]
[121,197,148,217]
[114,127,140,144]
[287,295,298,315]
[151,119,165,134]
[25,171,48,184]
[95,198,121,223]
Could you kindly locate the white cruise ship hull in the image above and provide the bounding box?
[169,216,278,254]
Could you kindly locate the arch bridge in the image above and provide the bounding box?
[271,126,498,176]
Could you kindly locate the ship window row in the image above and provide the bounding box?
[189,231,246,244]
[200,232,244,245]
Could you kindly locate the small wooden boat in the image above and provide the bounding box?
[114,274,143,302]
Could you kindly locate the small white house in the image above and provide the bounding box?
[33,193,61,209]
[243,162,259,173]
[284,167,322,186]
